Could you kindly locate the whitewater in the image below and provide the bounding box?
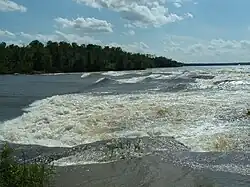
[0,66,250,178]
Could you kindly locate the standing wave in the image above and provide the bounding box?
[0,91,249,153]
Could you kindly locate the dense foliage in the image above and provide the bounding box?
[0,40,183,74]
[0,143,54,187]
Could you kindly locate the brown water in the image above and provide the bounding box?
[0,66,250,186]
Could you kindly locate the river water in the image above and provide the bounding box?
[0,66,250,186]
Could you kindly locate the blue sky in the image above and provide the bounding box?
[1,0,250,62]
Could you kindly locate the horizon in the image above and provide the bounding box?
[1,0,250,62]
[180,61,250,64]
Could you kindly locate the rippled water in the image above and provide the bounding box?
[0,66,250,186]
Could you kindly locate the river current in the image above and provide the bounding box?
[0,66,250,186]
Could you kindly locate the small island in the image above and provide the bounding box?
[0,40,183,74]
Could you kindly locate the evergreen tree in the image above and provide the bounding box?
[0,40,183,74]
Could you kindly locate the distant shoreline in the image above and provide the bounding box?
[0,66,180,75]
[1,63,248,76]
[0,68,145,75]
[183,62,250,66]
[1,61,248,76]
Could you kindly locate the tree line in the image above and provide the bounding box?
[0,40,183,74]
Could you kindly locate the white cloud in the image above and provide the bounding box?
[18,31,102,45]
[109,41,150,54]
[0,0,27,12]
[173,2,182,8]
[55,30,102,45]
[11,29,149,54]
[19,32,57,42]
[8,28,250,62]
[128,30,135,35]
[74,0,191,27]
[0,29,15,37]
[124,23,134,28]
[123,29,135,36]
[16,16,106,45]
[5,40,24,46]
[163,35,250,62]
[170,0,195,8]
[54,17,113,34]
[185,12,193,18]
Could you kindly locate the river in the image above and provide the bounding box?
[0,66,250,186]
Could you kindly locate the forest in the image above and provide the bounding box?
[0,40,183,74]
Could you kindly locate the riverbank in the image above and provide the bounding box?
[1,136,250,186]
[2,139,250,187]
[53,155,210,187]
[53,154,250,187]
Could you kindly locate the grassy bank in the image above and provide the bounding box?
[0,143,55,187]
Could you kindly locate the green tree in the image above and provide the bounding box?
[0,40,183,74]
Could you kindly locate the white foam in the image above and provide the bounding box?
[95,77,108,83]
[52,159,102,166]
[101,71,131,77]
[81,73,91,78]
[40,73,67,76]
[188,66,250,91]
[117,74,171,84]
[41,72,82,76]
[117,76,147,83]
[0,89,249,153]
[42,73,65,76]
[101,70,155,77]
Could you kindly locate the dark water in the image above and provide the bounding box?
[0,73,95,121]
[0,67,250,186]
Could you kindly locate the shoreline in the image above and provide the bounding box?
[2,139,250,187]
[2,136,250,187]
[0,66,180,76]
[53,154,250,187]
[1,63,248,76]
[3,138,250,187]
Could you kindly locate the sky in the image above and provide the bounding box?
[1,0,250,62]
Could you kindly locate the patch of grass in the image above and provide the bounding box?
[0,143,55,187]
